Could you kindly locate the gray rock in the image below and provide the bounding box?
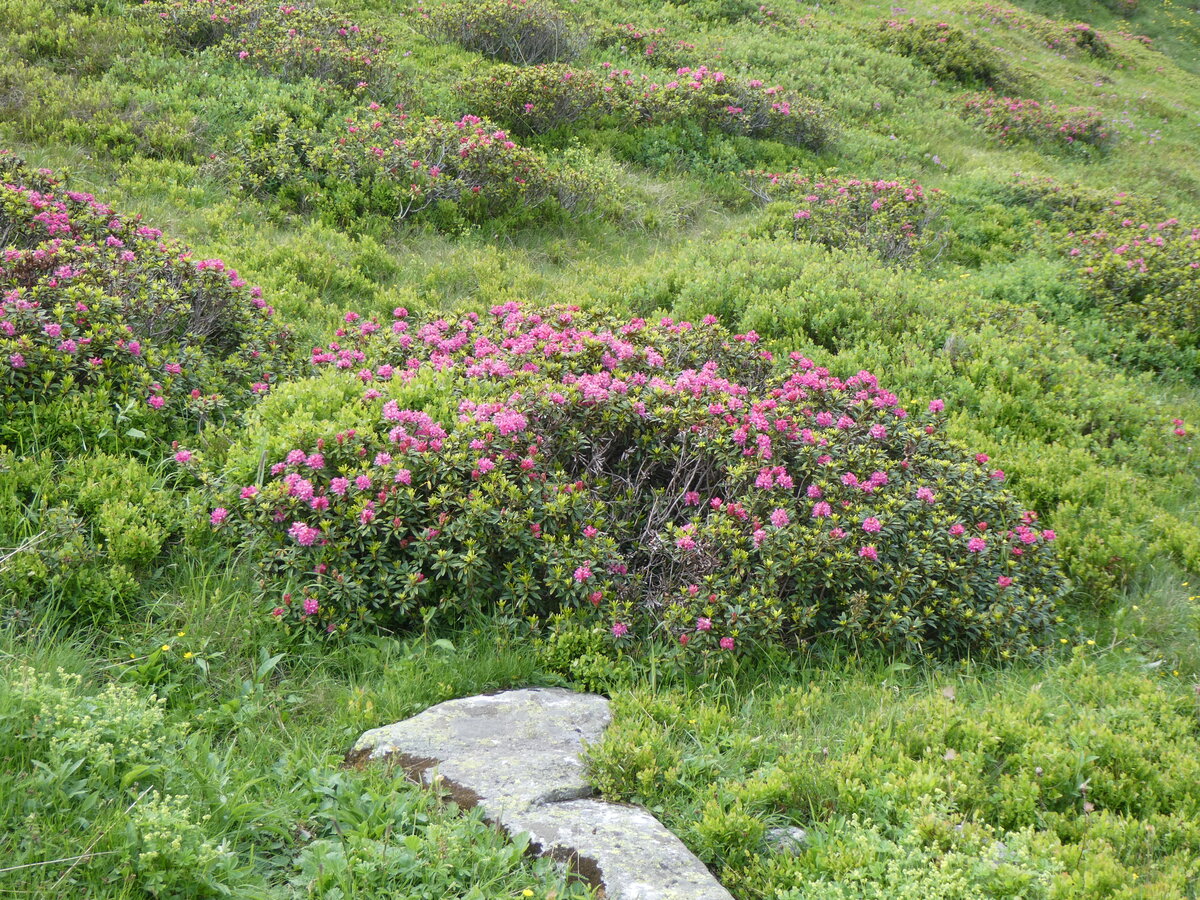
[349,687,733,900]
[503,799,733,900]
[765,826,808,856]
[351,687,610,812]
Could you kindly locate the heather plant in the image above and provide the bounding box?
[962,3,1114,58]
[0,154,292,446]
[413,0,587,64]
[871,18,1015,88]
[214,303,1066,659]
[746,172,942,263]
[961,93,1114,151]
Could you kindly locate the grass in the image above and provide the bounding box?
[1,0,1199,895]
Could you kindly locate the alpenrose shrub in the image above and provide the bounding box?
[961,94,1113,151]
[412,0,586,65]
[0,153,291,441]
[872,18,1013,88]
[963,4,1113,59]
[458,63,833,150]
[144,0,396,94]
[238,107,617,226]
[588,21,697,69]
[746,172,941,263]
[211,303,1066,659]
[1069,211,1200,367]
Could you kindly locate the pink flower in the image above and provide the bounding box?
[997,576,1013,588]
[271,607,285,617]
[975,453,989,464]
[240,485,259,499]
[679,633,690,646]
[869,424,887,440]
[330,477,350,496]
[862,517,882,533]
[1042,529,1056,541]
[696,617,712,632]
[303,598,320,615]
[210,507,229,526]
[574,565,592,582]
[859,545,878,560]
[949,523,965,536]
[915,487,936,504]
[289,522,319,546]
[719,636,735,650]
[967,537,987,553]
[811,501,832,518]
[354,475,372,491]
[676,536,697,550]
[395,468,412,485]
[928,398,945,412]
[612,622,629,637]
[770,508,790,528]
[174,450,193,464]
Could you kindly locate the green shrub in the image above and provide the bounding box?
[215,303,1066,659]
[413,0,586,64]
[747,172,942,263]
[872,18,1014,88]
[0,451,186,620]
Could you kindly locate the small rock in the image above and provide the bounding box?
[765,826,808,856]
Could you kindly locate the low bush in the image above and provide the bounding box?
[225,106,620,227]
[0,154,293,447]
[214,303,1066,659]
[746,172,942,263]
[644,66,833,151]
[962,4,1113,58]
[0,451,185,621]
[145,0,397,94]
[456,63,633,136]
[872,18,1013,88]
[961,94,1114,151]
[588,21,697,69]
[458,62,834,151]
[1069,213,1200,370]
[586,657,1200,899]
[412,0,586,64]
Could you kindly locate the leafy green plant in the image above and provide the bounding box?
[413,0,587,64]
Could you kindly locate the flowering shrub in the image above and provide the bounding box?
[412,0,586,64]
[588,22,697,69]
[746,172,942,263]
[0,154,292,443]
[1069,212,1200,369]
[457,63,833,150]
[227,106,617,226]
[963,4,1113,58]
[961,94,1113,151]
[872,18,1013,87]
[215,303,1065,659]
[145,0,396,94]
[455,63,633,136]
[643,66,832,150]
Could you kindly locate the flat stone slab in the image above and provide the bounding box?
[351,687,611,811]
[349,687,733,900]
[502,799,734,900]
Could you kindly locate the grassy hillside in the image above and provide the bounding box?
[1,0,1198,896]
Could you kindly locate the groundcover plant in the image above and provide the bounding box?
[0,0,1197,896]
